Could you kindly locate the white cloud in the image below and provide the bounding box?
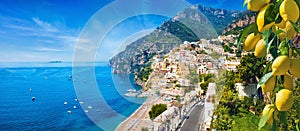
[32,17,59,32]
[34,47,64,52]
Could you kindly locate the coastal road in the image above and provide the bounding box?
[180,104,205,131]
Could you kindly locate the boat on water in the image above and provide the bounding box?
[64,102,68,105]
[124,89,139,97]
[124,92,138,97]
[126,89,137,93]
[68,75,72,80]
[67,111,72,114]
[32,97,35,101]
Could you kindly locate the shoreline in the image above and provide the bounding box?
[115,97,150,130]
[116,96,162,131]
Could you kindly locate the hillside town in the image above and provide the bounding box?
[117,34,260,130]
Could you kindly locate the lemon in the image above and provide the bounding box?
[280,0,300,22]
[244,33,261,51]
[283,73,294,90]
[272,55,290,76]
[262,104,275,125]
[278,21,296,41]
[275,20,286,29]
[248,0,271,11]
[262,76,276,92]
[290,59,300,78]
[275,89,294,111]
[257,5,275,32]
[254,39,266,58]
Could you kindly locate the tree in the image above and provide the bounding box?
[149,104,167,120]
[235,53,266,83]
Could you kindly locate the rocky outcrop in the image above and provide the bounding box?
[222,11,256,35]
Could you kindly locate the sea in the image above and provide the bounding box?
[0,62,146,131]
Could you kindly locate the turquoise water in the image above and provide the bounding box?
[0,62,146,131]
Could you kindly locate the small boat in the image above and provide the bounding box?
[73,106,77,109]
[29,88,32,92]
[67,111,72,114]
[88,106,92,109]
[127,89,137,93]
[79,102,84,105]
[84,110,89,113]
[68,75,72,80]
[64,102,68,105]
[74,99,78,102]
[32,97,35,101]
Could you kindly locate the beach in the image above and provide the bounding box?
[116,95,166,131]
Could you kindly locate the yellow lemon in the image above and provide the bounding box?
[254,39,266,58]
[244,33,261,51]
[283,73,294,90]
[275,89,294,111]
[280,0,300,22]
[262,104,275,125]
[257,5,275,32]
[272,55,290,76]
[275,19,286,29]
[278,21,296,41]
[290,59,300,78]
[262,76,276,92]
[248,0,271,11]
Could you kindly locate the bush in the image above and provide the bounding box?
[149,104,167,120]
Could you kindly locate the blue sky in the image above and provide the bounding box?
[0,0,245,62]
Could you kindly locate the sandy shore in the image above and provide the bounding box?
[116,96,163,131]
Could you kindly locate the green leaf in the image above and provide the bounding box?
[266,36,275,55]
[290,21,300,34]
[243,0,249,7]
[272,119,278,131]
[270,44,278,58]
[258,110,269,130]
[263,62,272,74]
[295,104,300,121]
[238,24,254,49]
[275,13,282,24]
[279,111,288,126]
[296,124,300,131]
[257,72,273,89]
[275,29,285,35]
[296,80,300,87]
[263,4,277,26]
[295,48,300,56]
[274,84,282,93]
[278,39,289,55]
[263,29,270,54]
[253,20,259,34]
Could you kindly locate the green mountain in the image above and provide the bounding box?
[109,4,246,75]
